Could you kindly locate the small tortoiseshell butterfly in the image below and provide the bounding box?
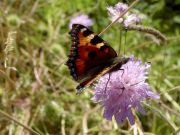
[66,24,129,93]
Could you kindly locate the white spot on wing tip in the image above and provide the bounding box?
[80,28,87,32]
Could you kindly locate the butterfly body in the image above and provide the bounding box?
[66,24,129,93]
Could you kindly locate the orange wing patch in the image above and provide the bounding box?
[78,32,94,46]
[66,24,119,92]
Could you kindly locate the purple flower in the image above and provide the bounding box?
[107,2,141,27]
[69,14,93,29]
[92,56,160,125]
[107,2,128,23]
[124,14,141,27]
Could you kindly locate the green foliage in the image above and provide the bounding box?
[0,0,179,135]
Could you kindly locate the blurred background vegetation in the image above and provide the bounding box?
[0,0,180,135]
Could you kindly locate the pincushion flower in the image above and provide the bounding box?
[107,2,141,27]
[69,14,93,29]
[107,2,128,23]
[92,56,160,125]
[124,14,141,27]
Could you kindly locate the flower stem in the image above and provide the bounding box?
[144,103,178,132]
[125,24,167,43]
[98,0,140,36]
[118,25,123,55]
[0,109,40,135]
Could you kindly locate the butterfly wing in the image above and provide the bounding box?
[66,24,118,91]
[76,57,130,93]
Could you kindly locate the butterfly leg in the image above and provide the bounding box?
[76,71,112,94]
[118,87,125,97]
[104,73,111,93]
[104,71,125,98]
[118,68,124,77]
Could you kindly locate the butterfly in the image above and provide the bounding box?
[66,24,129,94]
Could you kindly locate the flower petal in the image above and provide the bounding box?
[126,109,135,125]
[147,91,160,99]
[92,56,160,125]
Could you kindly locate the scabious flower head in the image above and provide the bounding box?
[107,2,128,23]
[107,2,141,27]
[69,14,93,29]
[124,14,141,27]
[92,56,160,125]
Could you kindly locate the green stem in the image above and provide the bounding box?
[0,110,41,135]
[125,24,167,43]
